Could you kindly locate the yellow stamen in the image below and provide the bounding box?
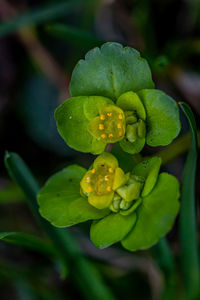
[98,124,104,130]
[86,177,90,183]
[105,175,109,181]
[108,133,114,138]
[119,131,123,137]
[100,114,106,120]
[118,113,123,120]
[88,186,93,192]
[117,123,122,129]
[108,167,113,173]
[107,112,112,117]
[107,186,112,192]
[91,168,96,174]
[101,133,107,139]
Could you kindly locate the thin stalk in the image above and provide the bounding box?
[152,238,177,300]
[179,102,200,300]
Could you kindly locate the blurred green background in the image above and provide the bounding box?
[0,0,200,299]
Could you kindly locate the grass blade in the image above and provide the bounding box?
[179,102,200,300]
[0,232,56,258]
[46,23,103,48]
[152,238,177,300]
[0,1,80,37]
[4,151,116,300]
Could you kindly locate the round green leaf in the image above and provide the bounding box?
[121,173,180,251]
[120,137,145,154]
[70,42,154,101]
[37,165,109,227]
[138,89,181,146]
[132,156,162,197]
[54,96,106,154]
[90,212,137,249]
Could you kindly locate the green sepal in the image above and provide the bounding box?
[121,173,180,251]
[120,137,145,154]
[90,212,137,249]
[37,165,109,227]
[138,89,181,146]
[132,157,162,197]
[54,96,106,154]
[93,152,119,169]
[70,42,154,101]
[120,198,142,216]
[117,91,146,120]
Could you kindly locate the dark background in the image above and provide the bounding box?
[0,0,200,299]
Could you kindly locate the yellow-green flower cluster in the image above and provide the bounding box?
[81,153,144,212]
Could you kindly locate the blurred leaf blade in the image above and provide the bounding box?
[46,23,104,48]
[4,151,116,300]
[179,102,200,300]
[0,1,80,37]
[152,238,177,300]
[0,183,24,203]
[0,232,56,258]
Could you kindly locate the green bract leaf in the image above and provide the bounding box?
[90,212,137,249]
[132,157,162,197]
[37,165,109,227]
[120,137,145,155]
[138,89,181,146]
[117,91,146,120]
[54,96,106,154]
[70,42,154,101]
[121,173,180,251]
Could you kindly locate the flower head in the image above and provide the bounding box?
[38,153,180,251]
[55,43,180,155]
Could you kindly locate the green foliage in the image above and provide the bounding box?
[90,212,137,249]
[122,173,180,251]
[0,1,80,37]
[55,44,180,155]
[138,89,181,146]
[55,96,110,154]
[4,152,116,300]
[38,165,109,227]
[179,103,200,300]
[70,42,154,100]
[132,156,161,197]
[0,232,56,258]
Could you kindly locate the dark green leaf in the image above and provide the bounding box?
[179,102,200,300]
[70,42,154,101]
[0,232,56,258]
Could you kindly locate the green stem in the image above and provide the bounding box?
[149,131,200,165]
[152,238,177,300]
[179,103,200,300]
[4,151,116,300]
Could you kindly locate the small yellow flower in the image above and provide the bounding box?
[80,153,129,209]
